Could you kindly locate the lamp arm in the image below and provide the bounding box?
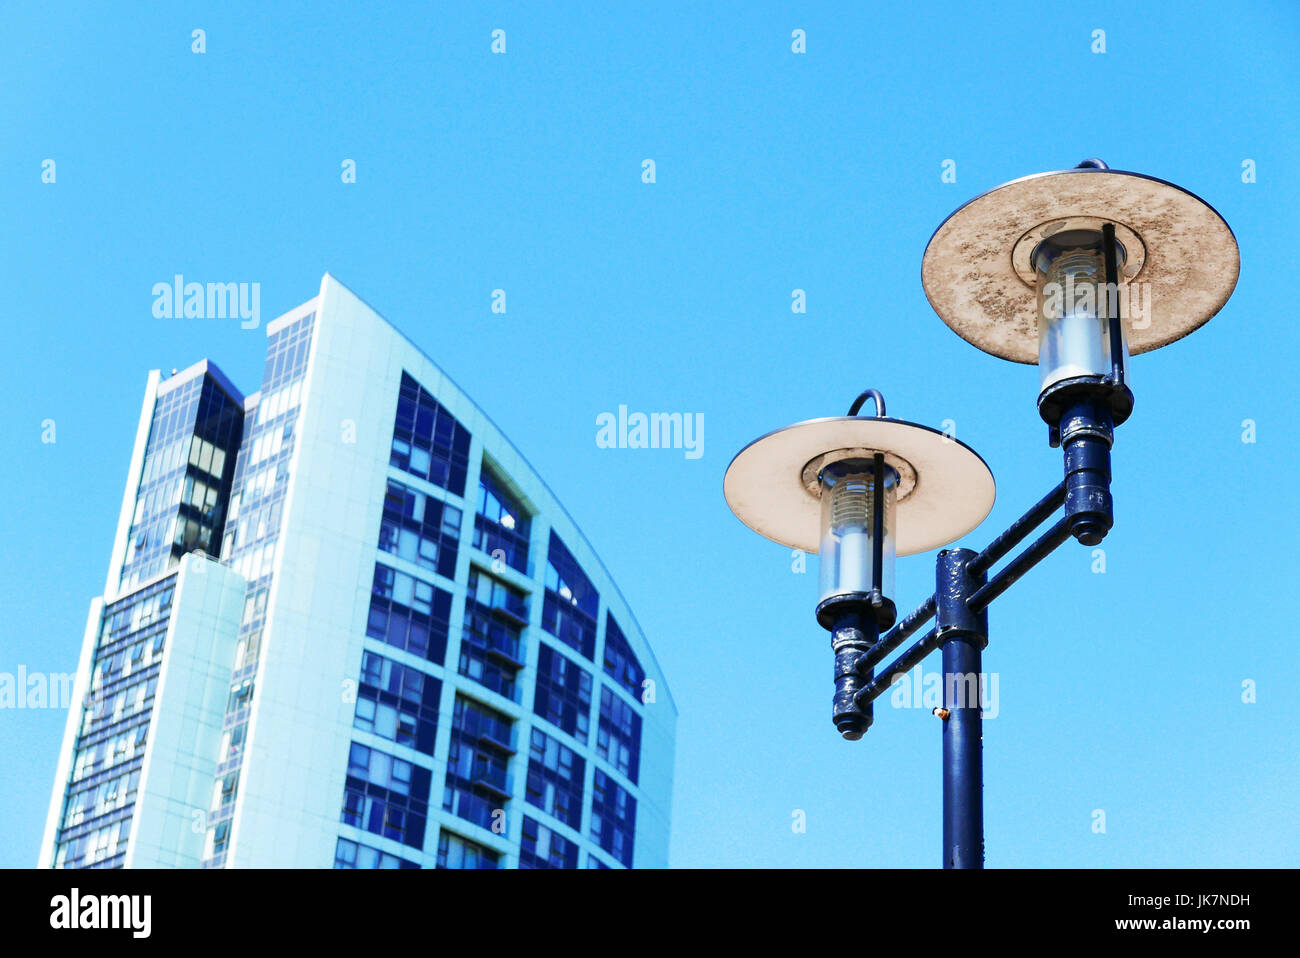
[846,395,1118,720]
[853,627,942,707]
[849,472,1091,689]
[966,515,1073,614]
[854,595,936,674]
[849,510,1073,708]
[967,481,1067,577]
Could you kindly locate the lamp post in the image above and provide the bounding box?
[724,394,996,740]
[724,160,1239,868]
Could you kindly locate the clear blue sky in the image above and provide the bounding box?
[2,1,1297,867]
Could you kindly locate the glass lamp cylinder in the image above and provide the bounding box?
[817,460,896,606]
[1034,230,1129,393]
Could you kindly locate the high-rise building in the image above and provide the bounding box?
[39,274,676,869]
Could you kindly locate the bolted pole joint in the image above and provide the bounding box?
[1059,398,1114,546]
[935,548,989,651]
[819,596,890,740]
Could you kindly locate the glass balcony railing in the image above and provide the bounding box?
[491,591,529,625]
[470,720,515,754]
[470,764,511,799]
[483,630,525,668]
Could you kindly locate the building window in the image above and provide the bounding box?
[340,742,432,850]
[437,831,500,869]
[466,568,529,622]
[226,676,254,712]
[390,372,471,496]
[525,728,585,829]
[596,686,642,784]
[354,651,441,755]
[519,816,579,869]
[533,644,592,743]
[459,569,527,701]
[366,563,453,664]
[458,644,517,702]
[330,837,416,868]
[542,533,598,659]
[211,772,237,812]
[378,478,462,580]
[333,837,419,869]
[472,466,530,573]
[220,721,247,762]
[590,769,637,868]
[208,820,231,859]
[68,581,173,794]
[443,696,513,831]
[602,615,645,700]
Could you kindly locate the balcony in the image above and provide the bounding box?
[470,765,511,801]
[483,631,525,668]
[489,594,529,627]
[474,724,516,755]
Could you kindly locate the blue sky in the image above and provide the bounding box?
[2,0,1298,867]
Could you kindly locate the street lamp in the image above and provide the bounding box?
[724,160,1239,868]
[921,158,1239,443]
[724,391,996,739]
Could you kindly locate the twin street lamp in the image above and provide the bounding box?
[724,160,1239,868]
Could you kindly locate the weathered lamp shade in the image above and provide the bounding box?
[921,165,1239,368]
[724,416,995,613]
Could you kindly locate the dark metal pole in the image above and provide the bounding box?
[936,548,988,869]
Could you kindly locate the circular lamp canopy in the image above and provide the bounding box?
[921,166,1240,364]
[723,417,995,555]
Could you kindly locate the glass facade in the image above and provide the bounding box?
[379,478,462,581]
[543,532,599,659]
[596,685,642,785]
[602,614,645,699]
[590,769,637,867]
[472,465,531,575]
[52,577,175,869]
[442,695,515,830]
[120,373,243,592]
[391,372,472,497]
[334,837,420,869]
[367,563,454,663]
[336,367,660,868]
[342,742,432,849]
[525,727,584,829]
[459,568,527,700]
[437,830,499,869]
[355,651,441,755]
[519,816,579,869]
[533,644,593,743]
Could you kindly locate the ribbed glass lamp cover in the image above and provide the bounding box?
[817,460,896,605]
[1034,230,1129,392]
